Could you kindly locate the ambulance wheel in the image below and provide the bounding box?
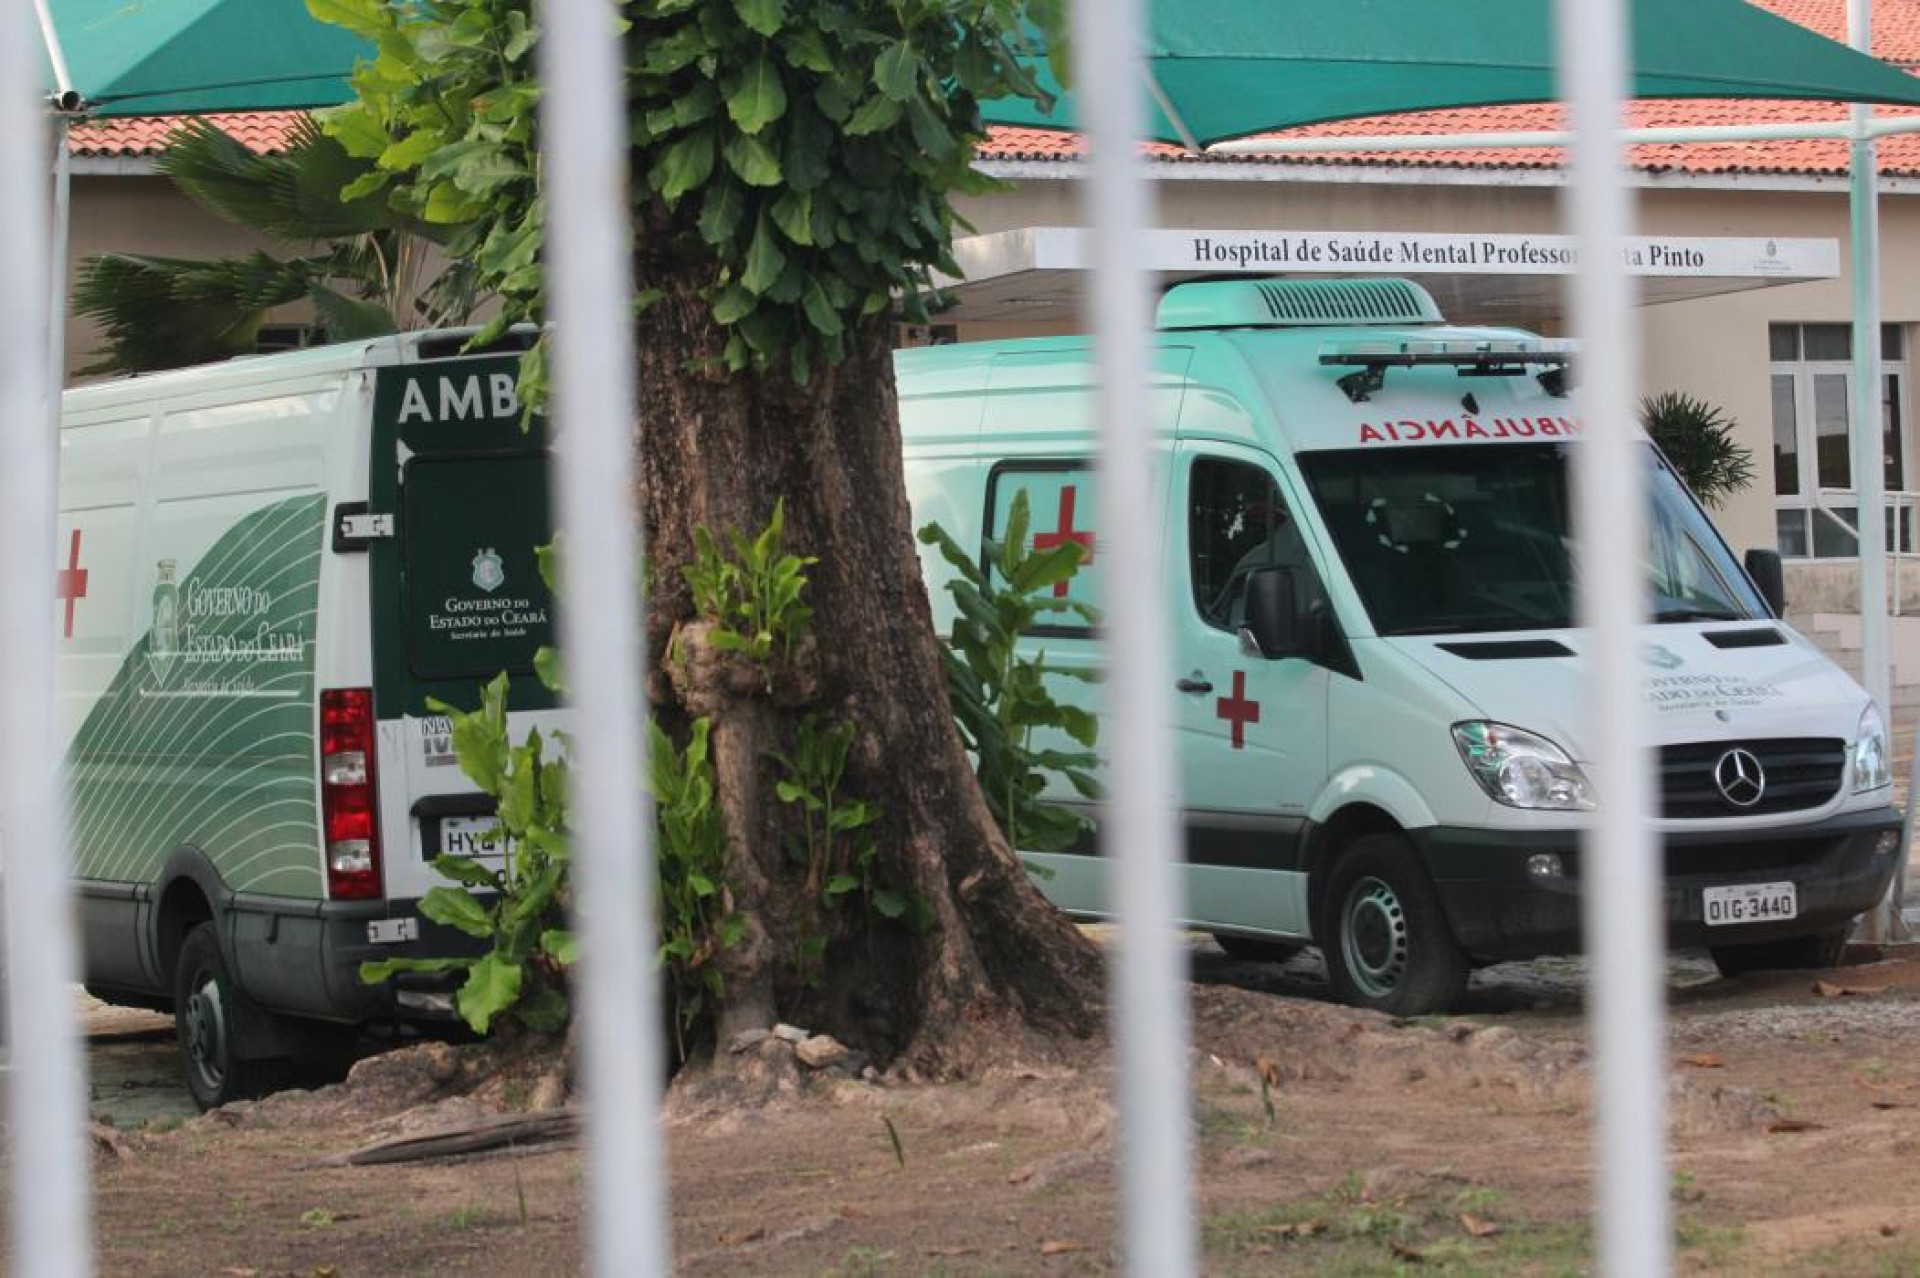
[1320,833,1468,1016]
[1211,934,1304,965]
[174,924,260,1110]
[1709,926,1849,979]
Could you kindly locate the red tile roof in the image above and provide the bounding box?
[67,110,307,158]
[63,2,1920,180]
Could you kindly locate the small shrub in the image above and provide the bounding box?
[1639,392,1755,509]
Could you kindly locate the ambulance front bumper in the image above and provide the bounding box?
[1412,806,1904,960]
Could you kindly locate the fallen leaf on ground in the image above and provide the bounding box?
[1256,1056,1283,1088]
[837,1206,868,1221]
[927,1246,977,1257]
[1871,1100,1905,1110]
[1814,980,1887,998]
[1460,1213,1502,1238]
[1765,1118,1826,1133]
[1680,1053,1725,1069]
[721,1227,766,1246]
[1881,1224,1901,1238]
[1040,1239,1088,1256]
[1391,1242,1427,1263]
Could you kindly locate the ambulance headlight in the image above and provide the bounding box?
[1852,705,1892,793]
[1452,722,1596,811]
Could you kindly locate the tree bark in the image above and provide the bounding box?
[633,255,1103,1074]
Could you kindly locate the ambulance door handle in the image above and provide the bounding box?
[1175,674,1214,694]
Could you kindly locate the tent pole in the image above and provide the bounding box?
[47,113,69,398]
[1849,0,1907,943]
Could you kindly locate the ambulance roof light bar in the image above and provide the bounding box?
[1319,339,1576,403]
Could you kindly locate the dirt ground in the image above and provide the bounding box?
[19,926,1920,1278]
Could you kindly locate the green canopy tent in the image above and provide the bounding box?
[36,0,370,117]
[984,0,1920,148]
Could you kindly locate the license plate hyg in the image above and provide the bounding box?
[1702,881,1797,927]
[439,814,502,859]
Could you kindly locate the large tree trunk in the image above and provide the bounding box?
[632,257,1103,1075]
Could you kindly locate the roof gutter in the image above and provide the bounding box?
[1207,114,1920,158]
[33,0,85,114]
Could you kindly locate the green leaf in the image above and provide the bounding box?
[871,888,909,919]
[726,56,789,136]
[733,0,786,36]
[433,854,501,888]
[653,130,715,202]
[419,886,496,939]
[769,192,813,247]
[698,180,748,245]
[457,952,524,1034]
[742,214,787,295]
[824,873,860,897]
[873,42,920,103]
[845,94,903,136]
[541,928,580,965]
[723,134,783,187]
[360,955,472,985]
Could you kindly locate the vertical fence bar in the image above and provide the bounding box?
[535,4,670,1275]
[1070,3,1195,1274]
[1,11,93,1278]
[1850,0,1907,942]
[1554,2,1671,1276]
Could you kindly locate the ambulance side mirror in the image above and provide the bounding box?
[1240,567,1304,660]
[1743,548,1786,617]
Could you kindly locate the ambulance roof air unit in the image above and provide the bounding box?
[1155,278,1444,331]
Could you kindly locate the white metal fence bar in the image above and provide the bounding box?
[1556,2,1672,1275]
[1,6,93,1275]
[1071,2,1196,1273]
[1210,114,1920,157]
[1851,0,1892,718]
[534,4,669,1275]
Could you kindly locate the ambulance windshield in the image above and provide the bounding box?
[1297,442,1766,637]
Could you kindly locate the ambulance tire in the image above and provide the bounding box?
[1211,934,1304,965]
[174,923,262,1111]
[1320,833,1469,1016]
[1708,926,1849,979]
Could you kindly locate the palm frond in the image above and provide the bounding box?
[157,118,403,242]
[73,252,314,375]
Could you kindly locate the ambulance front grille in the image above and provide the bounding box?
[1659,737,1847,819]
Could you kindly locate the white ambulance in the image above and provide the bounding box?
[900,278,1904,1015]
[58,331,557,1106]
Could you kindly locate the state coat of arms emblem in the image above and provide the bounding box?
[471,548,505,593]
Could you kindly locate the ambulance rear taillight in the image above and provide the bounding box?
[321,687,382,900]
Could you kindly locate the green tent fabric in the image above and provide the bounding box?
[984,0,1920,148]
[40,0,371,117]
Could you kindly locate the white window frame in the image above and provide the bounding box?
[1770,321,1913,560]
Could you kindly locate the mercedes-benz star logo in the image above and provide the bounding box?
[1713,748,1767,809]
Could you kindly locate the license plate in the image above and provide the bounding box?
[439,814,502,859]
[1702,881,1797,926]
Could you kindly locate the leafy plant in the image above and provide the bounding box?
[360,672,575,1035]
[647,717,747,1035]
[1639,392,1756,510]
[312,0,1066,400]
[918,489,1101,856]
[683,499,817,681]
[73,115,479,374]
[770,715,879,903]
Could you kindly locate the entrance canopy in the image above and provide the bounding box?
[934,227,1840,328]
[37,0,370,116]
[984,0,1920,149]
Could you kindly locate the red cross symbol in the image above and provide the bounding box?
[55,528,89,640]
[1216,670,1260,750]
[1031,485,1095,598]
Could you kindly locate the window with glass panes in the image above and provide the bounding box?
[1768,323,1912,558]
